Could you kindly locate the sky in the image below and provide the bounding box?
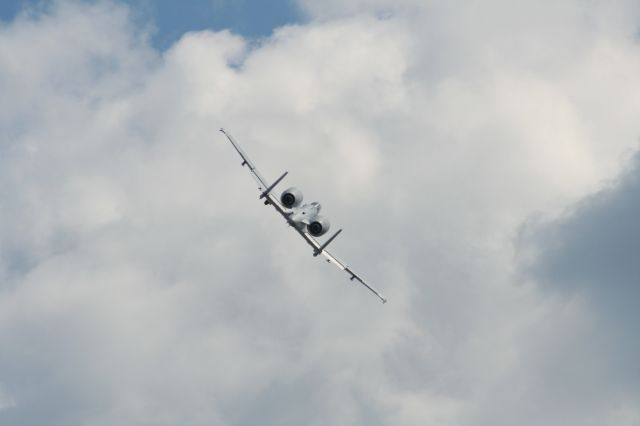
[0,0,303,47]
[1,1,640,425]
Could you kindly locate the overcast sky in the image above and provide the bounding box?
[1,1,640,425]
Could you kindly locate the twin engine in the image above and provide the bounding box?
[280,187,303,208]
[280,187,331,236]
[307,216,330,237]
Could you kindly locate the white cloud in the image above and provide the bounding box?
[1,0,640,425]
[0,384,16,412]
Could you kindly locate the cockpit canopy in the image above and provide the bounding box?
[310,202,322,212]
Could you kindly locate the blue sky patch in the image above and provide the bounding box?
[0,0,303,49]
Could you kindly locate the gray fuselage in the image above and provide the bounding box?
[287,202,321,229]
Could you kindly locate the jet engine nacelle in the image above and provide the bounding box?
[308,216,330,237]
[281,187,303,208]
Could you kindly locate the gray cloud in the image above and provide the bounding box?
[519,153,640,399]
[1,1,640,425]
[521,154,640,298]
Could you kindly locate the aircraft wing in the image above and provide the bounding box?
[289,224,387,303]
[219,128,271,193]
[220,128,387,304]
[220,128,293,219]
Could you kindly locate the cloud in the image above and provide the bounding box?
[521,154,640,297]
[1,0,640,425]
[518,152,640,402]
[0,384,16,412]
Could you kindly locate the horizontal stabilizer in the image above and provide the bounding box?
[313,229,342,256]
[260,171,288,199]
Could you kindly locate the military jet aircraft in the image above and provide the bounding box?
[220,128,387,304]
